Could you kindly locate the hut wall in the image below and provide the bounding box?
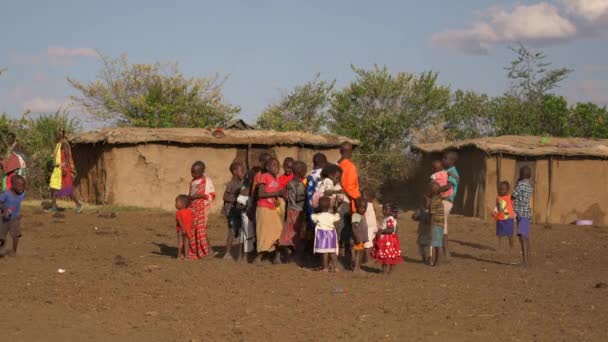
[550,159,608,225]
[453,148,487,218]
[87,143,342,212]
[105,144,240,212]
[73,144,107,205]
[533,159,550,224]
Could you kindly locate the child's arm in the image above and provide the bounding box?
[258,184,283,199]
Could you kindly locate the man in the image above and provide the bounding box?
[439,151,459,259]
[338,142,360,258]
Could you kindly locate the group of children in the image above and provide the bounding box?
[413,151,533,267]
[174,150,403,274]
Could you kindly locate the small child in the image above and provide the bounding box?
[188,161,215,259]
[361,189,378,264]
[350,198,369,272]
[314,163,343,212]
[240,166,261,256]
[279,161,307,262]
[429,182,445,266]
[255,158,284,264]
[278,157,295,190]
[222,162,246,261]
[430,159,453,199]
[371,203,402,274]
[512,166,533,266]
[494,181,515,251]
[175,195,194,260]
[0,175,26,257]
[312,196,341,272]
[413,182,432,264]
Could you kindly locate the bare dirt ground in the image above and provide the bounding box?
[1,207,607,342]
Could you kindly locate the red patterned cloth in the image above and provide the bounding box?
[371,216,402,265]
[187,177,215,259]
[279,208,304,247]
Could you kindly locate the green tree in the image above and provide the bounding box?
[329,65,450,186]
[443,90,494,140]
[567,102,608,138]
[68,54,240,128]
[256,76,335,133]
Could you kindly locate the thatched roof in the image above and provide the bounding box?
[69,127,358,148]
[222,119,256,130]
[412,135,608,158]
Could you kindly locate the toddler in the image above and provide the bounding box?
[494,181,515,251]
[0,175,26,257]
[351,198,368,272]
[222,162,245,261]
[175,194,194,260]
[312,196,340,272]
[371,202,402,274]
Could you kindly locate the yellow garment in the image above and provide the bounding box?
[49,143,62,190]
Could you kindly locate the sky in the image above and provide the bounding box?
[1,0,608,128]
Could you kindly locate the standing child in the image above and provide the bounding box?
[413,183,433,264]
[440,151,460,259]
[494,181,515,251]
[371,203,402,274]
[312,196,341,272]
[0,175,25,257]
[175,195,194,260]
[222,162,245,261]
[314,164,343,213]
[361,189,378,264]
[512,166,533,266]
[279,161,307,262]
[350,198,369,273]
[278,157,295,190]
[239,166,260,258]
[188,161,215,259]
[255,158,284,264]
[429,182,445,266]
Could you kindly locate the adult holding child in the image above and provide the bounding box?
[439,151,460,259]
[337,142,360,258]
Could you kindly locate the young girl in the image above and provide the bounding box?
[279,161,307,262]
[239,166,260,259]
[350,198,368,272]
[255,158,284,264]
[188,161,215,259]
[429,182,445,266]
[361,189,378,263]
[312,196,341,272]
[175,195,194,260]
[494,181,515,251]
[372,203,402,274]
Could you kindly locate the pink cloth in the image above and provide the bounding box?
[257,173,281,209]
[431,171,453,199]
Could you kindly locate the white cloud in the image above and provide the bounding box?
[562,0,608,23]
[432,2,577,54]
[47,46,99,65]
[22,97,70,113]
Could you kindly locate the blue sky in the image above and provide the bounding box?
[2,0,608,127]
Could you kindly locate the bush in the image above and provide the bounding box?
[0,111,81,198]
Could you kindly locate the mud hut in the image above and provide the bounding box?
[412,136,608,225]
[69,127,358,212]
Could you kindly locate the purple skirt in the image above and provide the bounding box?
[517,217,531,237]
[314,229,338,254]
[496,219,514,237]
[55,186,74,198]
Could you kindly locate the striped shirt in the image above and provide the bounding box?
[512,179,533,219]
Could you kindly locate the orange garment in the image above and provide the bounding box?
[494,195,515,220]
[338,158,360,212]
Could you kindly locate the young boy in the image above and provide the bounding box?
[350,198,368,273]
[0,175,26,257]
[175,195,194,260]
[280,161,307,262]
[222,162,246,261]
[512,166,533,266]
[429,181,445,266]
[278,157,295,190]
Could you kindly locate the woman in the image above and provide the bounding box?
[1,133,27,192]
[48,129,83,213]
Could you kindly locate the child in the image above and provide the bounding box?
[279,161,307,262]
[175,194,194,260]
[371,203,402,274]
[350,198,368,272]
[0,175,26,257]
[440,151,460,259]
[494,181,515,251]
[222,162,246,261]
[255,158,284,264]
[239,166,260,258]
[361,189,378,264]
[188,161,215,259]
[429,182,445,266]
[413,182,432,264]
[512,166,533,266]
[430,160,453,199]
[278,157,295,190]
[312,196,340,272]
[314,163,343,213]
